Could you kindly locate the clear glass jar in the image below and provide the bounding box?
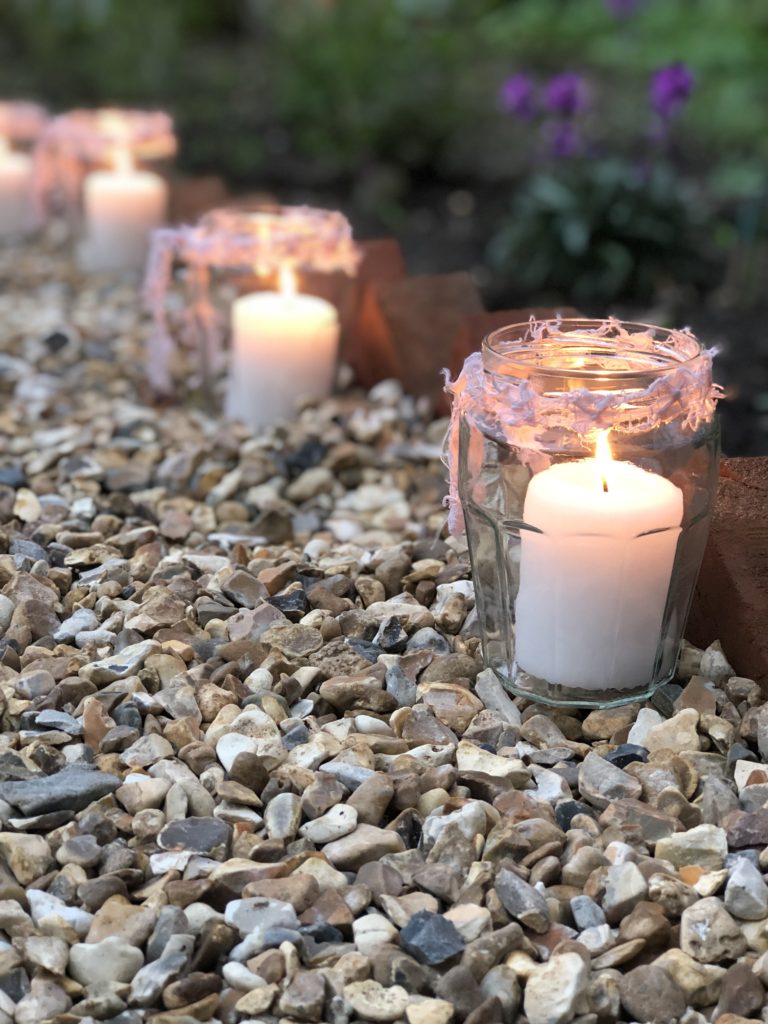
[37,108,176,273]
[455,319,719,708]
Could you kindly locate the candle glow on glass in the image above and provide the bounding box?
[279,263,297,298]
[225,262,340,430]
[514,427,684,691]
[79,135,168,273]
[0,132,36,238]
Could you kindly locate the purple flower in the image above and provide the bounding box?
[605,0,645,18]
[546,121,582,159]
[544,72,588,117]
[499,72,536,119]
[650,63,695,119]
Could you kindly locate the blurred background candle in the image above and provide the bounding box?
[225,266,340,429]
[515,430,684,691]
[79,147,168,273]
[0,135,36,238]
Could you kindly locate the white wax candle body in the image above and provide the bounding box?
[0,148,35,238]
[80,168,167,272]
[225,291,340,429]
[515,459,683,690]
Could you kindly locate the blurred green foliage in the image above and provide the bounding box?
[0,0,765,307]
[487,160,720,307]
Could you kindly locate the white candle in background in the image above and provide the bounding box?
[0,135,36,238]
[79,148,167,272]
[225,266,340,430]
[515,431,684,690]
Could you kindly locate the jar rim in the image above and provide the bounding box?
[483,318,704,383]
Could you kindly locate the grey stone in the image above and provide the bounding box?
[400,911,465,966]
[578,751,642,809]
[494,867,550,933]
[3,766,121,816]
[680,897,748,963]
[619,965,687,1024]
[158,817,231,859]
[724,857,768,920]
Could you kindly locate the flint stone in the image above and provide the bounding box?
[627,708,664,746]
[323,824,405,870]
[434,963,483,1021]
[726,808,768,848]
[129,951,188,1007]
[27,888,93,936]
[723,857,768,920]
[619,965,687,1023]
[353,913,399,956]
[523,952,589,1024]
[654,949,726,1007]
[86,899,157,946]
[69,935,144,985]
[570,895,607,930]
[344,979,409,1022]
[680,897,748,963]
[602,861,648,924]
[299,803,358,844]
[53,607,99,642]
[655,824,728,870]
[22,934,69,975]
[0,833,53,885]
[264,792,303,840]
[714,962,766,1019]
[473,669,522,725]
[80,639,160,683]
[495,867,550,933]
[400,910,465,966]
[14,977,71,1024]
[2,764,120,817]
[578,751,642,809]
[158,817,232,859]
[644,708,701,753]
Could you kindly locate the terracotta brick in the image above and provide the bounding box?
[687,457,768,690]
[352,271,484,398]
[169,176,229,224]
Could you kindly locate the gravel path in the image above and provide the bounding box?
[0,243,765,1024]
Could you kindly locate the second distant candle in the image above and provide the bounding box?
[225,271,340,430]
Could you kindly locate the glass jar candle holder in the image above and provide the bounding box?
[36,108,176,273]
[446,318,720,709]
[0,101,48,239]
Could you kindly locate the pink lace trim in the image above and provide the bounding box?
[443,318,721,535]
[0,101,48,142]
[35,108,176,215]
[142,205,360,393]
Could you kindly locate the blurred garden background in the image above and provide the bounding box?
[0,0,766,453]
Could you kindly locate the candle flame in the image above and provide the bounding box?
[112,146,134,174]
[595,429,613,493]
[252,214,271,276]
[279,264,298,298]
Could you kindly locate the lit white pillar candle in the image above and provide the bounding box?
[515,431,683,690]
[79,148,168,273]
[225,267,340,430]
[0,136,36,238]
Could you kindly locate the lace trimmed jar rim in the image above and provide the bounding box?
[483,318,705,387]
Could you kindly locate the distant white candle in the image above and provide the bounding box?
[225,267,340,430]
[515,431,684,690]
[79,149,167,272]
[0,136,35,238]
